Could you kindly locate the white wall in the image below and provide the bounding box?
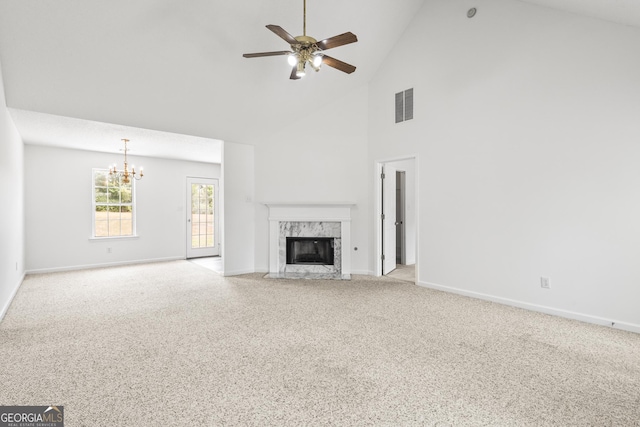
[253,85,370,274]
[221,141,255,276]
[25,145,220,272]
[369,0,640,331]
[0,59,25,319]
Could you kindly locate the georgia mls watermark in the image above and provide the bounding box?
[0,406,64,427]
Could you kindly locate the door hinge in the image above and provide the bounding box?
[381,254,385,261]
[381,173,385,180]
[381,213,385,220]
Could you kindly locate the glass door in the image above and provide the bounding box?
[186,177,219,258]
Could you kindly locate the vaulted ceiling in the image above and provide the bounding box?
[0,0,638,159]
[0,0,426,151]
[517,0,640,28]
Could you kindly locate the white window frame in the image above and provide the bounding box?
[91,168,137,239]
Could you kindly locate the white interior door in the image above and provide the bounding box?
[186,177,219,258]
[383,165,397,275]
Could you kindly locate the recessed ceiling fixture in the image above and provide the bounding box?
[243,0,358,80]
[109,139,144,184]
[467,7,477,18]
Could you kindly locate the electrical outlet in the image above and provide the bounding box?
[540,277,551,289]
[107,247,112,254]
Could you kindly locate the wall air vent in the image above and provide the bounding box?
[395,92,404,123]
[395,88,414,123]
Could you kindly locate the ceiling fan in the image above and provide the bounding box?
[243,0,358,80]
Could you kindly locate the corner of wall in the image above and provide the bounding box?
[0,56,26,323]
[0,272,25,322]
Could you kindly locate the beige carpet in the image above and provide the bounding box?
[386,264,415,282]
[1,261,639,426]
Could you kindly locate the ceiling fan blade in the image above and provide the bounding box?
[321,55,356,74]
[243,51,292,58]
[290,66,301,80]
[266,25,299,46]
[316,32,358,50]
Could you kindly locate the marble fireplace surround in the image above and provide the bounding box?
[265,202,354,280]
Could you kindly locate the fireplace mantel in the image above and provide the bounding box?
[265,202,355,222]
[264,202,355,280]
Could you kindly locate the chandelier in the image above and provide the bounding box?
[109,138,144,184]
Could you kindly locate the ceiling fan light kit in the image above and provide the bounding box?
[296,61,306,77]
[243,0,358,80]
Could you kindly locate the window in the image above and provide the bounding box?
[92,169,135,238]
[190,183,214,249]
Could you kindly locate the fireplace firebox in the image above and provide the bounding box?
[286,237,334,265]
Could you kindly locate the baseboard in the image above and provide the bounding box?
[0,272,26,322]
[25,257,184,275]
[352,269,375,276]
[222,269,256,277]
[418,280,640,334]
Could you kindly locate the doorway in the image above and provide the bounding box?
[376,157,417,281]
[186,177,220,258]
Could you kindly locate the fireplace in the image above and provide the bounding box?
[265,202,354,280]
[286,237,334,265]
